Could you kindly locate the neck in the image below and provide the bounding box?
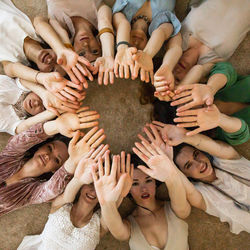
[71,17,93,36]
[132,19,148,34]
[23,37,42,65]
[136,197,161,215]
[199,169,217,183]
[71,199,95,228]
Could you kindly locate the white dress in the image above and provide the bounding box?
[0,75,29,135]
[128,202,189,250]
[46,0,103,41]
[0,0,41,64]
[181,0,250,64]
[195,157,250,234]
[18,204,101,250]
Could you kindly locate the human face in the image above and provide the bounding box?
[173,48,200,81]
[130,168,156,205]
[176,146,213,180]
[22,92,45,116]
[130,29,148,50]
[79,183,98,205]
[32,141,69,174]
[74,30,101,63]
[37,49,66,75]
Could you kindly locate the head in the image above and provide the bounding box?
[174,144,213,180]
[173,47,200,81]
[22,92,45,116]
[130,29,148,50]
[72,18,101,62]
[30,139,69,175]
[130,154,156,206]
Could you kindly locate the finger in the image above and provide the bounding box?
[151,142,165,155]
[72,66,85,83]
[91,165,99,181]
[132,147,149,163]
[66,80,83,90]
[59,90,77,101]
[104,151,110,175]
[133,63,140,78]
[154,81,168,87]
[76,62,88,76]
[124,65,130,79]
[121,151,126,173]
[94,145,109,161]
[137,133,150,144]
[90,135,106,148]
[78,110,98,117]
[141,140,158,156]
[98,157,104,177]
[54,92,67,102]
[140,69,146,82]
[149,71,154,84]
[156,86,169,92]
[171,96,193,106]
[62,101,80,109]
[78,56,92,67]
[134,142,152,158]
[143,127,155,142]
[177,122,198,128]
[174,116,197,123]
[109,71,114,84]
[175,84,194,94]
[176,109,198,117]
[114,62,119,78]
[91,144,104,159]
[119,65,124,78]
[152,121,165,128]
[76,106,89,113]
[98,70,104,85]
[69,130,81,147]
[145,71,149,83]
[126,153,131,173]
[176,101,197,112]
[172,91,192,100]
[138,165,153,177]
[47,105,60,116]
[104,71,109,86]
[186,128,203,136]
[149,124,161,141]
[87,128,104,146]
[83,126,99,141]
[58,105,77,113]
[66,69,80,85]
[110,155,118,178]
[79,114,100,123]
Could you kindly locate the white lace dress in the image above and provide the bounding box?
[18,204,101,250]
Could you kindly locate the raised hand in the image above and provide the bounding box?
[116,151,133,198]
[55,107,100,137]
[132,51,154,83]
[56,47,94,88]
[175,104,221,136]
[92,152,127,205]
[68,127,106,167]
[152,121,187,146]
[37,72,83,102]
[154,64,175,95]
[138,124,173,159]
[114,47,137,79]
[171,84,214,112]
[154,91,175,102]
[132,140,175,182]
[94,56,115,85]
[74,144,109,185]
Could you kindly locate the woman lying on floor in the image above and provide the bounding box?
[18,151,132,250]
[0,109,104,217]
[144,122,250,234]
[0,0,92,102]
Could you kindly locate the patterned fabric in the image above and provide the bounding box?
[0,123,72,217]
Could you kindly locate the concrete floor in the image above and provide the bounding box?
[0,0,249,249]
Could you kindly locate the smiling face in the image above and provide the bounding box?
[130,29,148,50]
[36,49,66,75]
[130,168,156,205]
[32,140,69,174]
[175,146,213,180]
[22,92,45,116]
[79,183,98,205]
[173,48,200,81]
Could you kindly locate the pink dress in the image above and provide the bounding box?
[0,123,72,217]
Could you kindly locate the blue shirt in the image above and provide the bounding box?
[113,0,181,36]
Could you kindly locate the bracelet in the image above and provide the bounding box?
[35,71,40,83]
[116,41,130,50]
[64,43,74,50]
[97,27,114,38]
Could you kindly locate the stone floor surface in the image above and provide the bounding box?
[0,0,249,249]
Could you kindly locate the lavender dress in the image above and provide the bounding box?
[0,123,72,217]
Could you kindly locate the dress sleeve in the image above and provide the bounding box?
[27,165,73,204]
[0,122,50,158]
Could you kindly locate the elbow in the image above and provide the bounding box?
[173,204,191,219]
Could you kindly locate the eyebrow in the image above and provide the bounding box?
[52,142,62,164]
[133,179,139,181]
[184,160,190,170]
[146,176,151,179]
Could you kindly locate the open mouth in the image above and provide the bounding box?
[39,155,46,166]
[86,193,96,200]
[80,36,89,41]
[141,193,150,199]
[178,62,186,69]
[29,99,33,109]
[200,163,208,174]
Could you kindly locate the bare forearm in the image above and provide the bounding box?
[49,18,71,44]
[20,79,47,98]
[16,110,56,134]
[178,65,203,86]
[219,113,242,133]
[113,13,131,44]
[165,167,191,219]
[101,202,130,241]
[207,73,227,95]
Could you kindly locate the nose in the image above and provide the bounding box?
[140,185,147,192]
[44,153,50,163]
[33,99,39,107]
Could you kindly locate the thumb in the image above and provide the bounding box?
[132,53,140,61]
[206,96,214,106]
[129,47,137,54]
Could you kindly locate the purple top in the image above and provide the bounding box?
[0,123,72,217]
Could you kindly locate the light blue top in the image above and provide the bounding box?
[113,0,181,36]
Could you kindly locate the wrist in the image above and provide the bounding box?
[36,72,45,85]
[43,120,58,136]
[64,158,77,175]
[117,43,129,52]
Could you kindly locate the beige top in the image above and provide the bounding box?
[128,202,189,250]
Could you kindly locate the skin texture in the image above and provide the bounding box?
[22,92,45,115]
[78,183,98,205]
[175,146,214,180]
[130,29,148,50]
[32,140,69,174]
[173,48,200,81]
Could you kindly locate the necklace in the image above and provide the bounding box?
[131,15,150,26]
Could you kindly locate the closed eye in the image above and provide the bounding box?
[132,182,139,186]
